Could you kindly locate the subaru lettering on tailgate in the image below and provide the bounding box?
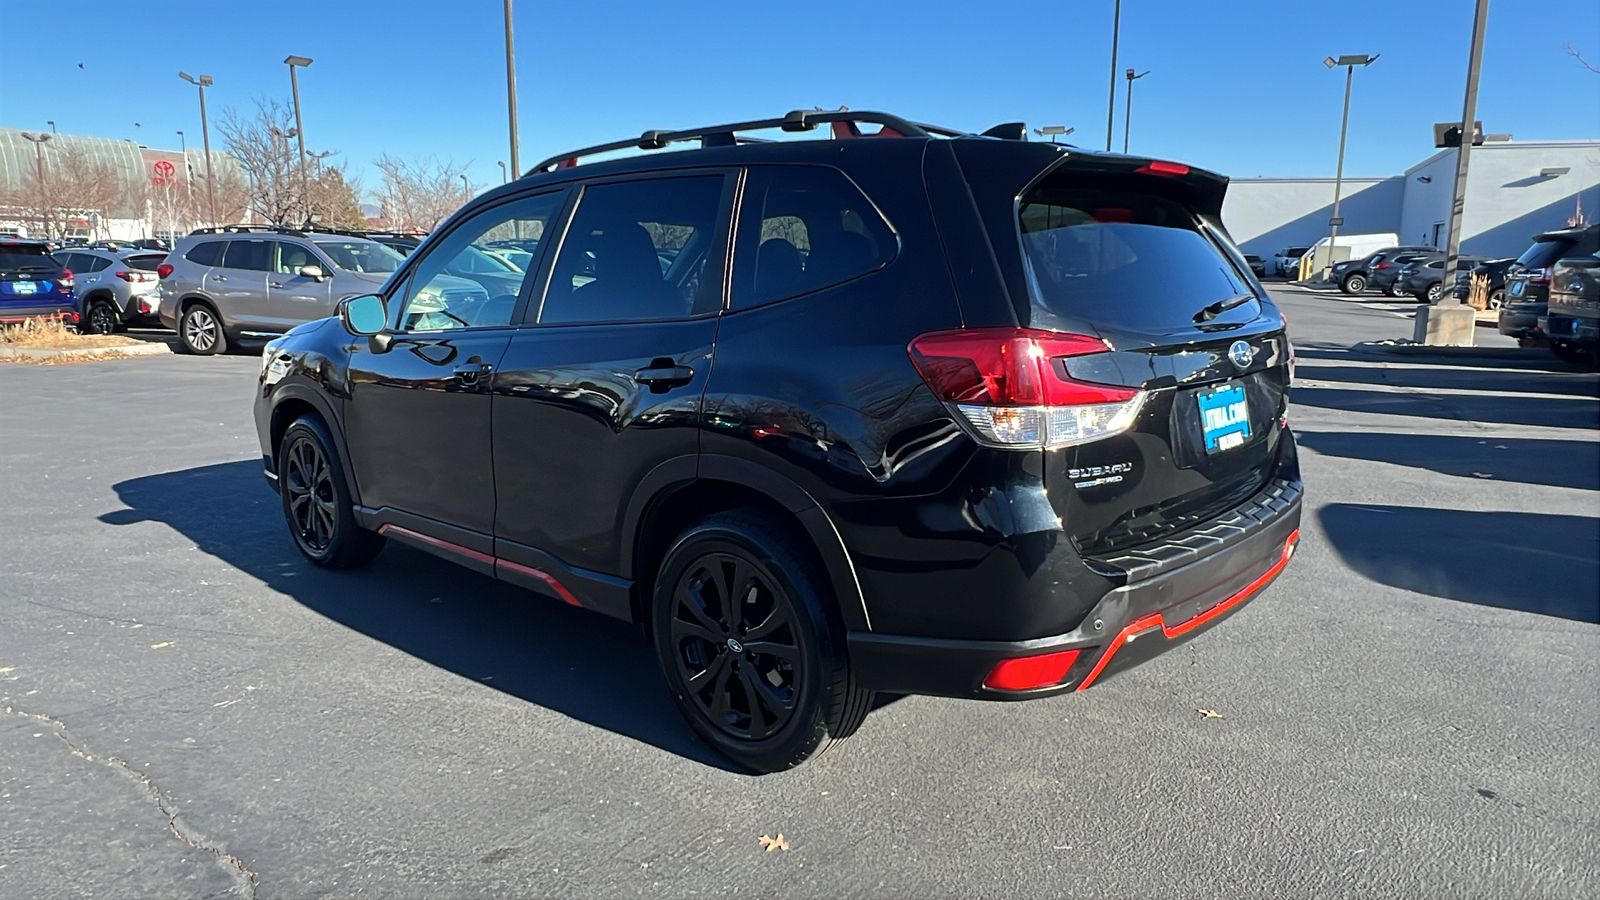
[1198,383,1251,453]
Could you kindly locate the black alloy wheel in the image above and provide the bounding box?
[1341,273,1366,294]
[670,552,803,742]
[653,511,872,773]
[1425,283,1443,303]
[84,300,118,335]
[1488,288,1505,310]
[180,303,226,355]
[277,416,385,568]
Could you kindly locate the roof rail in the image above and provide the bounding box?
[525,109,968,177]
[187,224,310,238]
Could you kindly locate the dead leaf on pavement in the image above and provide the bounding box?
[1198,708,1224,719]
[758,834,790,852]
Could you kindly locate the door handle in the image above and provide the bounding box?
[635,360,695,393]
[453,361,494,385]
[269,281,284,288]
[212,275,228,282]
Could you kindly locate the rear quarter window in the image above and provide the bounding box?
[1517,238,1578,269]
[1019,188,1255,333]
[185,241,225,267]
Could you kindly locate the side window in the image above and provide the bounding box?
[221,239,272,271]
[730,166,896,310]
[185,241,225,267]
[275,242,320,275]
[396,191,563,332]
[538,175,726,325]
[54,252,83,272]
[86,255,113,273]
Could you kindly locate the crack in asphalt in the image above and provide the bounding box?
[18,598,268,640]
[3,704,259,898]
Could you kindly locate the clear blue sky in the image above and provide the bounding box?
[1,0,1595,199]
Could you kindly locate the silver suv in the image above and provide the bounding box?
[51,247,167,334]
[157,227,405,354]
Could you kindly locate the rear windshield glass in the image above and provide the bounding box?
[125,254,166,271]
[1019,189,1254,332]
[0,245,57,271]
[313,239,403,274]
[1517,238,1577,269]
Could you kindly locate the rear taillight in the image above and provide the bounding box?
[1529,267,1552,284]
[1136,160,1190,176]
[907,328,1145,450]
[984,649,1082,691]
[1375,261,1390,270]
[59,269,73,289]
[157,263,174,279]
[114,270,156,282]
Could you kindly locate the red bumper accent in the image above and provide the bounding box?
[1075,529,1300,692]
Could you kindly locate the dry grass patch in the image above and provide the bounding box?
[1,317,137,350]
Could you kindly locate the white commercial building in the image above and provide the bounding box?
[1223,140,1600,261]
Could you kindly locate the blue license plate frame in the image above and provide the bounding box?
[1198,383,1252,454]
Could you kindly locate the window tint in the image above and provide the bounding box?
[731,166,896,309]
[276,242,322,274]
[539,175,725,325]
[125,254,166,271]
[185,241,225,267]
[1517,238,1579,269]
[1018,187,1256,332]
[220,240,272,271]
[85,255,113,273]
[397,191,563,332]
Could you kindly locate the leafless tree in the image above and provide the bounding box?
[1566,44,1600,75]
[218,97,354,228]
[374,154,471,231]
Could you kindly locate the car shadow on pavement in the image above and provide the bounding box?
[1297,432,1600,491]
[1295,363,1600,398]
[101,460,745,772]
[1291,385,1599,430]
[1318,503,1600,624]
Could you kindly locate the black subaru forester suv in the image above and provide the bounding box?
[254,111,1302,772]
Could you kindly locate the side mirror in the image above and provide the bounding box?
[339,294,393,353]
[299,264,327,282]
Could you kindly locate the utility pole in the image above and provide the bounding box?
[180,72,218,226]
[505,0,521,177]
[1416,0,1490,345]
[20,132,52,239]
[1321,54,1378,279]
[1123,68,1149,154]
[285,56,314,226]
[1105,0,1121,152]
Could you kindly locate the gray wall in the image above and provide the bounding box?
[1399,142,1600,259]
[1223,177,1404,257]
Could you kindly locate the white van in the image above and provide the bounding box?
[1297,233,1400,279]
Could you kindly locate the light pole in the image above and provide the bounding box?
[47,120,56,134]
[461,173,471,203]
[179,71,217,226]
[1320,53,1378,279]
[20,132,52,239]
[504,0,521,177]
[1105,0,1122,151]
[1032,126,1075,144]
[498,160,507,184]
[177,130,191,236]
[285,56,314,226]
[1122,68,1149,153]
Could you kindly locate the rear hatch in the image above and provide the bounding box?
[0,242,74,315]
[1507,228,1599,307]
[949,145,1290,556]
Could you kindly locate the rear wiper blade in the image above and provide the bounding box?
[1193,293,1256,323]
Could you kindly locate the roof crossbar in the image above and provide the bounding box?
[526,109,967,177]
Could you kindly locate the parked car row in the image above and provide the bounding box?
[1499,224,1600,365]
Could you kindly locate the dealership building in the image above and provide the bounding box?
[1222,139,1600,261]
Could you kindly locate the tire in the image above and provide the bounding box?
[651,510,873,773]
[1550,340,1599,368]
[1340,274,1366,294]
[1488,289,1505,310]
[277,416,385,568]
[1425,283,1443,303]
[1383,282,1401,297]
[82,299,119,335]
[179,302,227,355]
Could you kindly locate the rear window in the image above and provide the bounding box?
[125,254,166,271]
[1019,188,1255,332]
[1517,238,1578,269]
[0,244,57,271]
[185,241,225,266]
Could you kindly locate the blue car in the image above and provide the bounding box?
[0,240,78,327]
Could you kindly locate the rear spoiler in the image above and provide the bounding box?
[1031,152,1230,220]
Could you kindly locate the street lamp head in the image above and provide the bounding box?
[199,74,213,86]
[1035,125,1069,136]
[1328,54,1378,67]
[21,132,52,144]
[179,71,194,83]
[285,55,313,67]
[1126,68,1135,79]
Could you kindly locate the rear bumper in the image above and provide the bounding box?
[848,471,1303,699]
[1543,314,1599,345]
[0,306,79,324]
[1499,304,1546,339]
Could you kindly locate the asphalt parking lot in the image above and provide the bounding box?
[2,287,1597,898]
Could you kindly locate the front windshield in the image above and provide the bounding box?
[313,239,405,274]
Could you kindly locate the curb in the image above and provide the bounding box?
[0,341,172,362]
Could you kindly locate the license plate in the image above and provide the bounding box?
[1510,280,1525,297]
[1198,383,1252,454]
[12,281,38,295]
